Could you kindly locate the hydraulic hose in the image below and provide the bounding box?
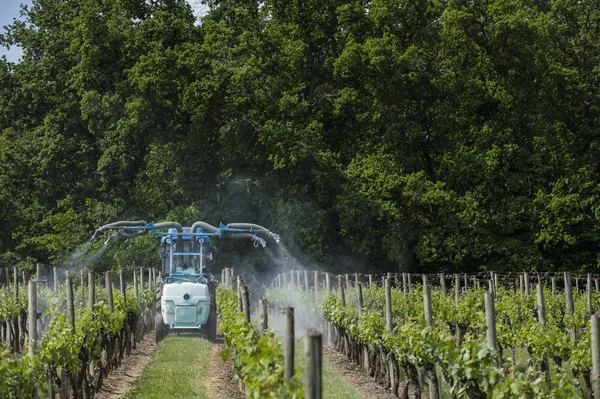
[226,223,270,232]
[190,221,219,233]
[227,232,267,247]
[153,222,183,232]
[227,223,280,243]
[92,220,148,240]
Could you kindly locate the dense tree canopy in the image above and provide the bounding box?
[1,0,599,275]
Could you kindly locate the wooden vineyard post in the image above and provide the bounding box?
[304,270,309,292]
[464,273,468,291]
[565,272,576,341]
[314,271,319,297]
[36,263,41,283]
[519,274,524,296]
[120,269,126,305]
[13,267,20,353]
[345,274,349,291]
[77,270,82,305]
[440,273,446,296]
[285,307,295,380]
[22,270,26,286]
[290,270,294,287]
[338,275,346,307]
[369,274,373,288]
[537,283,546,326]
[551,276,556,297]
[357,282,363,318]
[402,273,407,294]
[537,283,550,382]
[354,273,359,288]
[485,291,499,366]
[326,273,332,346]
[338,275,348,356]
[259,297,268,335]
[148,268,151,291]
[140,268,144,295]
[588,274,593,314]
[3,267,8,287]
[133,267,138,298]
[67,277,75,330]
[384,277,398,395]
[88,272,95,312]
[297,270,302,290]
[494,273,499,293]
[455,274,461,304]
[242,285,250,324]
[407,273,412,292]
[106,272,114,312]
[423,275,439,399]
[592,314,600,399]
[576,277,580,293]
[63,276,75,398]
[305,330,323,399]
[28,280,38,399]
[524,272,530,296]
[423,275,433,327]
[454,274,461,345]
[28,280,37,357]
[357,282,369,373]
[237,276,243,312]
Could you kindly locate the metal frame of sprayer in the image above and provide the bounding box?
[92,220,280,279]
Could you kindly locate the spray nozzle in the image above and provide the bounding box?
[104,232,119,246]
[268,232,281,244]
[251,235,267,248]
[91,227,104,241]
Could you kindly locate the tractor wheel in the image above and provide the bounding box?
[206,281,217,342]
[155,311,166,343]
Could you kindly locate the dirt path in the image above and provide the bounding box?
[323,348,399,399]
[95,335,156,399]
[205,336,244,399]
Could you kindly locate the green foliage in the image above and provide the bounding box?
[217,286,302,398]
[305,281,586,398]
[1,0,600,273]
[0,280,155,395]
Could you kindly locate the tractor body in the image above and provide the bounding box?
[155,227,217,341]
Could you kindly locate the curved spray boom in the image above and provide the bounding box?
[91,220,279,247]
[91,220,280,275]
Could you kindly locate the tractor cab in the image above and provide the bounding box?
[158,227,214,281]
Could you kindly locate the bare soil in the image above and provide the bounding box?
[323,348,399,399]
[95,334,156,399]
[205,337,244,399]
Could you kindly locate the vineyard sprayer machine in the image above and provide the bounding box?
[91,220,280,342]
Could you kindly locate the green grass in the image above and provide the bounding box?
[294,339,365,399]
[124,334,213,399]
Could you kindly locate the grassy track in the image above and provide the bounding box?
[124,334,212,399]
